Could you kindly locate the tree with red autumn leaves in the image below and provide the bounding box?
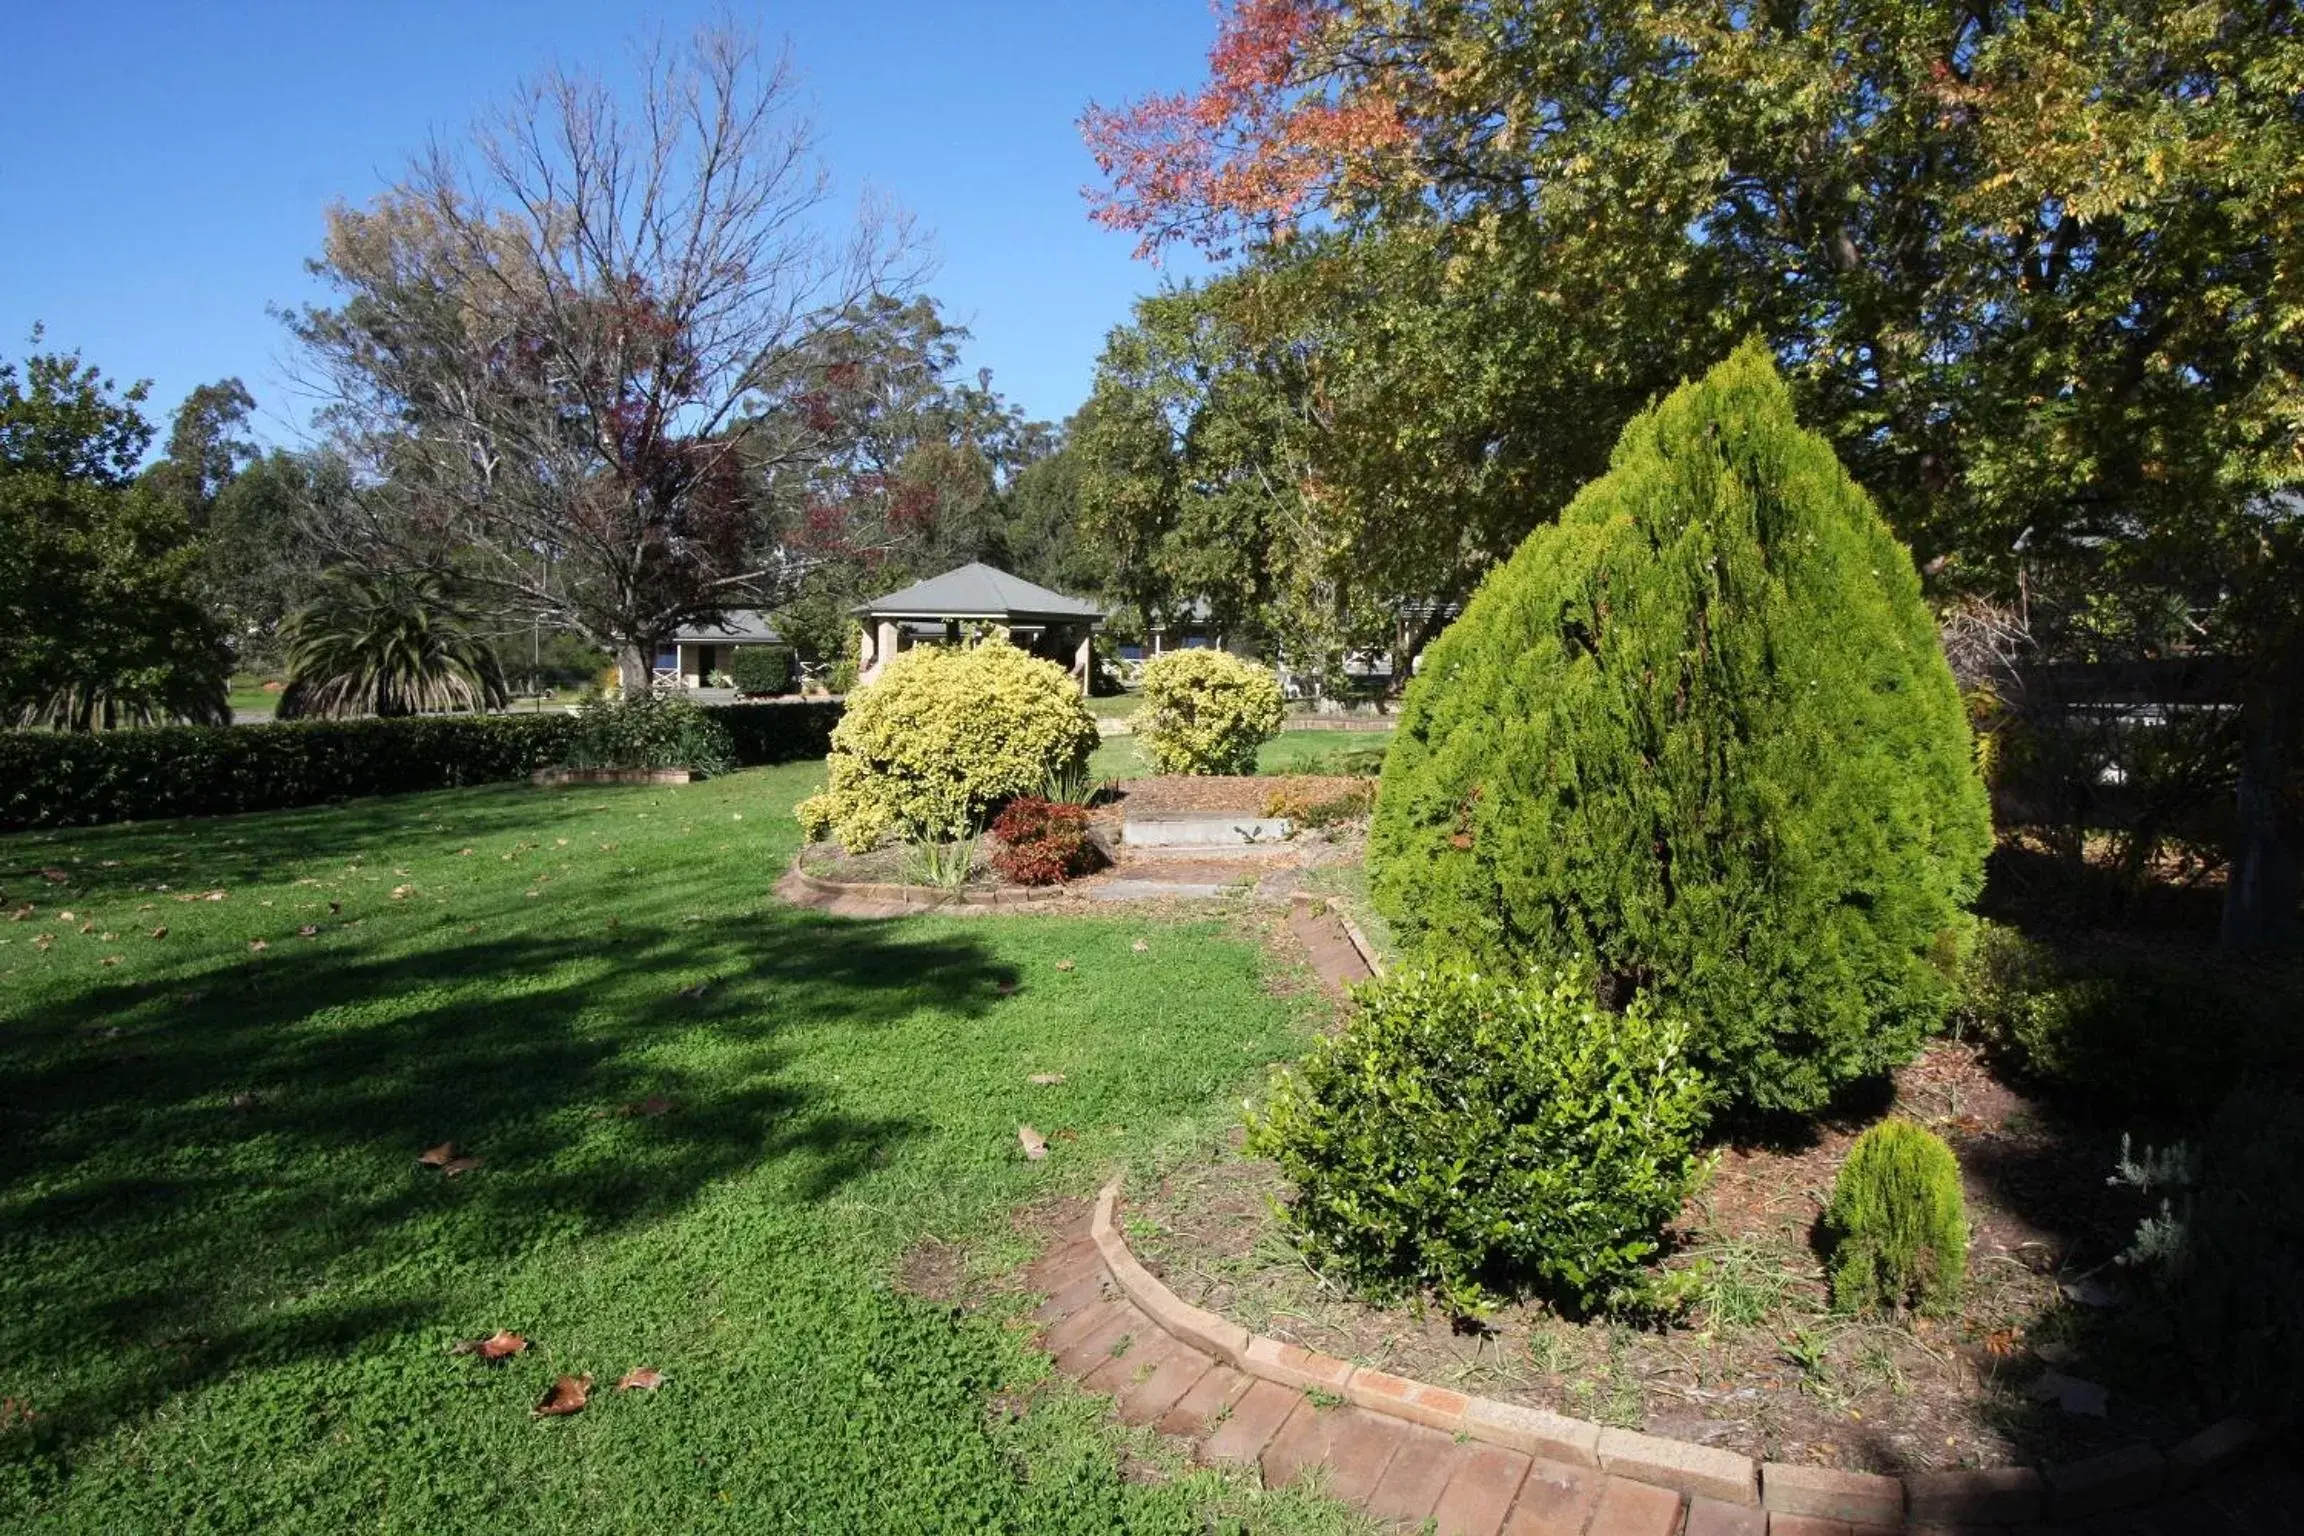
[1085,1,2304,948]
[291,26,922,689]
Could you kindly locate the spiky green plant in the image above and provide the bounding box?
[275,571,508,719]
[1824,1120,1969,1316]
[1370,343,1990,1113]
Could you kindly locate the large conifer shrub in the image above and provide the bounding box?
[1370,344,1990,1113]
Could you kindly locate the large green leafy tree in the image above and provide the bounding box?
[1371,347,1991,1114]
[0,342,230,729]
[1088,0,2304,946]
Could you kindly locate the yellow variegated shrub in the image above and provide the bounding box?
[795,643,1098,851]
[1135,649,1285,775]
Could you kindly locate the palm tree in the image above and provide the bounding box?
[276,570,508,719]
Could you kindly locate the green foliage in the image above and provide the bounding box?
[2118,1088,2304,1424]
[1372,346,1991,1114]
[1956,919,2302,1121]
[0,715,574,829]
[1823,1121,1969,1317]
[0,766,1338,1533]
[276,569,508,719]
[564,691,736,776]
[728,645,795,696]
[1135,650,1286,775]
[1,343,231,729]
[797,643,1098,851]
[0,703,839,830]
[1248,966,1712,1315]
[827,657,860,695]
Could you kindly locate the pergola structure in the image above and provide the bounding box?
[853,562,1105,693]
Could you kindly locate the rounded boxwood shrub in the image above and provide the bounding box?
[564,691,735,776]
[1136,650,1285,775]
[1370,343,1990,1114]
[796,643,1098,852]
[1247,965,1712,1316]
[1824,1120,1969,1316]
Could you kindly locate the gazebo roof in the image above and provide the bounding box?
[853,562,1104,625]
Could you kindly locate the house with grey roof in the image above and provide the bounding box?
[655,610,784,689]
[852,562,1105,693]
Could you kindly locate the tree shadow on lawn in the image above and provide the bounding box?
[0,898,1002,1466]
[0,778,797,901]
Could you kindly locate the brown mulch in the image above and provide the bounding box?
[1095,775,1371,820]
[1126,1040,2207,1476]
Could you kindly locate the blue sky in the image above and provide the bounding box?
[0,1,1219,446]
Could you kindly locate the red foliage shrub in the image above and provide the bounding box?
[990,797,1097,886]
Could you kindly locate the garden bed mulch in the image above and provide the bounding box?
[1123,1039,2210,1477]
[1092,774,1371,820]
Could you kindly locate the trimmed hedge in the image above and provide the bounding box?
[729,645,795,696]
[0,701,842,829]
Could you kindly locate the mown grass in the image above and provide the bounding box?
[1087,728,1391,783]
[0,766,1363,1534]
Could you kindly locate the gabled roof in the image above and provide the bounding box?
[669,610,781,644]
[853,562,1104,624]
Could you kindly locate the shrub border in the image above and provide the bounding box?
[1085,1175,2263,1527]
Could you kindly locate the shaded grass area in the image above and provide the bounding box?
[0,767,1360,1534]
[1088,728,1391,783]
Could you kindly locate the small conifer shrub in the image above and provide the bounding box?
[1136,650,1286,775]
[1824,1120,1969,1316]
[1370,343,1990,1113]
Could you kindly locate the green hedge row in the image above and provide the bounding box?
[0,702,843,830]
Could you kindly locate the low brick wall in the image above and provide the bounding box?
[1086,1175,2261,1529]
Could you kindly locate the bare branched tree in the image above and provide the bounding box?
[289,25,922,687]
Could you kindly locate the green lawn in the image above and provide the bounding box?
[0,768,1360,1533]
[1088,728,1391,783]
[225,675,281,717]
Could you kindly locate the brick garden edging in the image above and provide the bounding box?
[779,858,1071,911]
[1084,1175,2265,1532]
[531,766,694,787]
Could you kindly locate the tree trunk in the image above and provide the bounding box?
[2222,630,2303,951]
[616,644,653,696]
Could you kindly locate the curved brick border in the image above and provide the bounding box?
[779,858,1070,911]
[1087,1175,2265,1531]
[531,766,693,787]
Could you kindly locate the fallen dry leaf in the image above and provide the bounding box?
[457,848,474,857]
[1982,1327,2021,1359]
[620,1095,674,1118]
[202,890,226,902]
[77,922,93,935]
[390,885,414,900]
[247,939,268,952]
[297,925,319,938]
[1054,958,1075,972]
[100,931,116,941]
[32,934,52,952]
[996,979,1018,996]
[1018,1125,1048,1161]
[58,912,74,924]
[1131,939,1149,953]
[99,955,122,966]
[149,926,167,940]
[9,905,32,922]
[533,1374,591,1416]
[451,1329,528,1360]
[1028,1073,1066,1086]
[327,900,342,914]
[616,1366,664,1392]
[229,1091,260,1112]
[676,981,710,1000]
[439,1155,484,1178]
[41,869,68,884]
[416,1141,459,1167]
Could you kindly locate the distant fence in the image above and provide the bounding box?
[1989,657,2241,842]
